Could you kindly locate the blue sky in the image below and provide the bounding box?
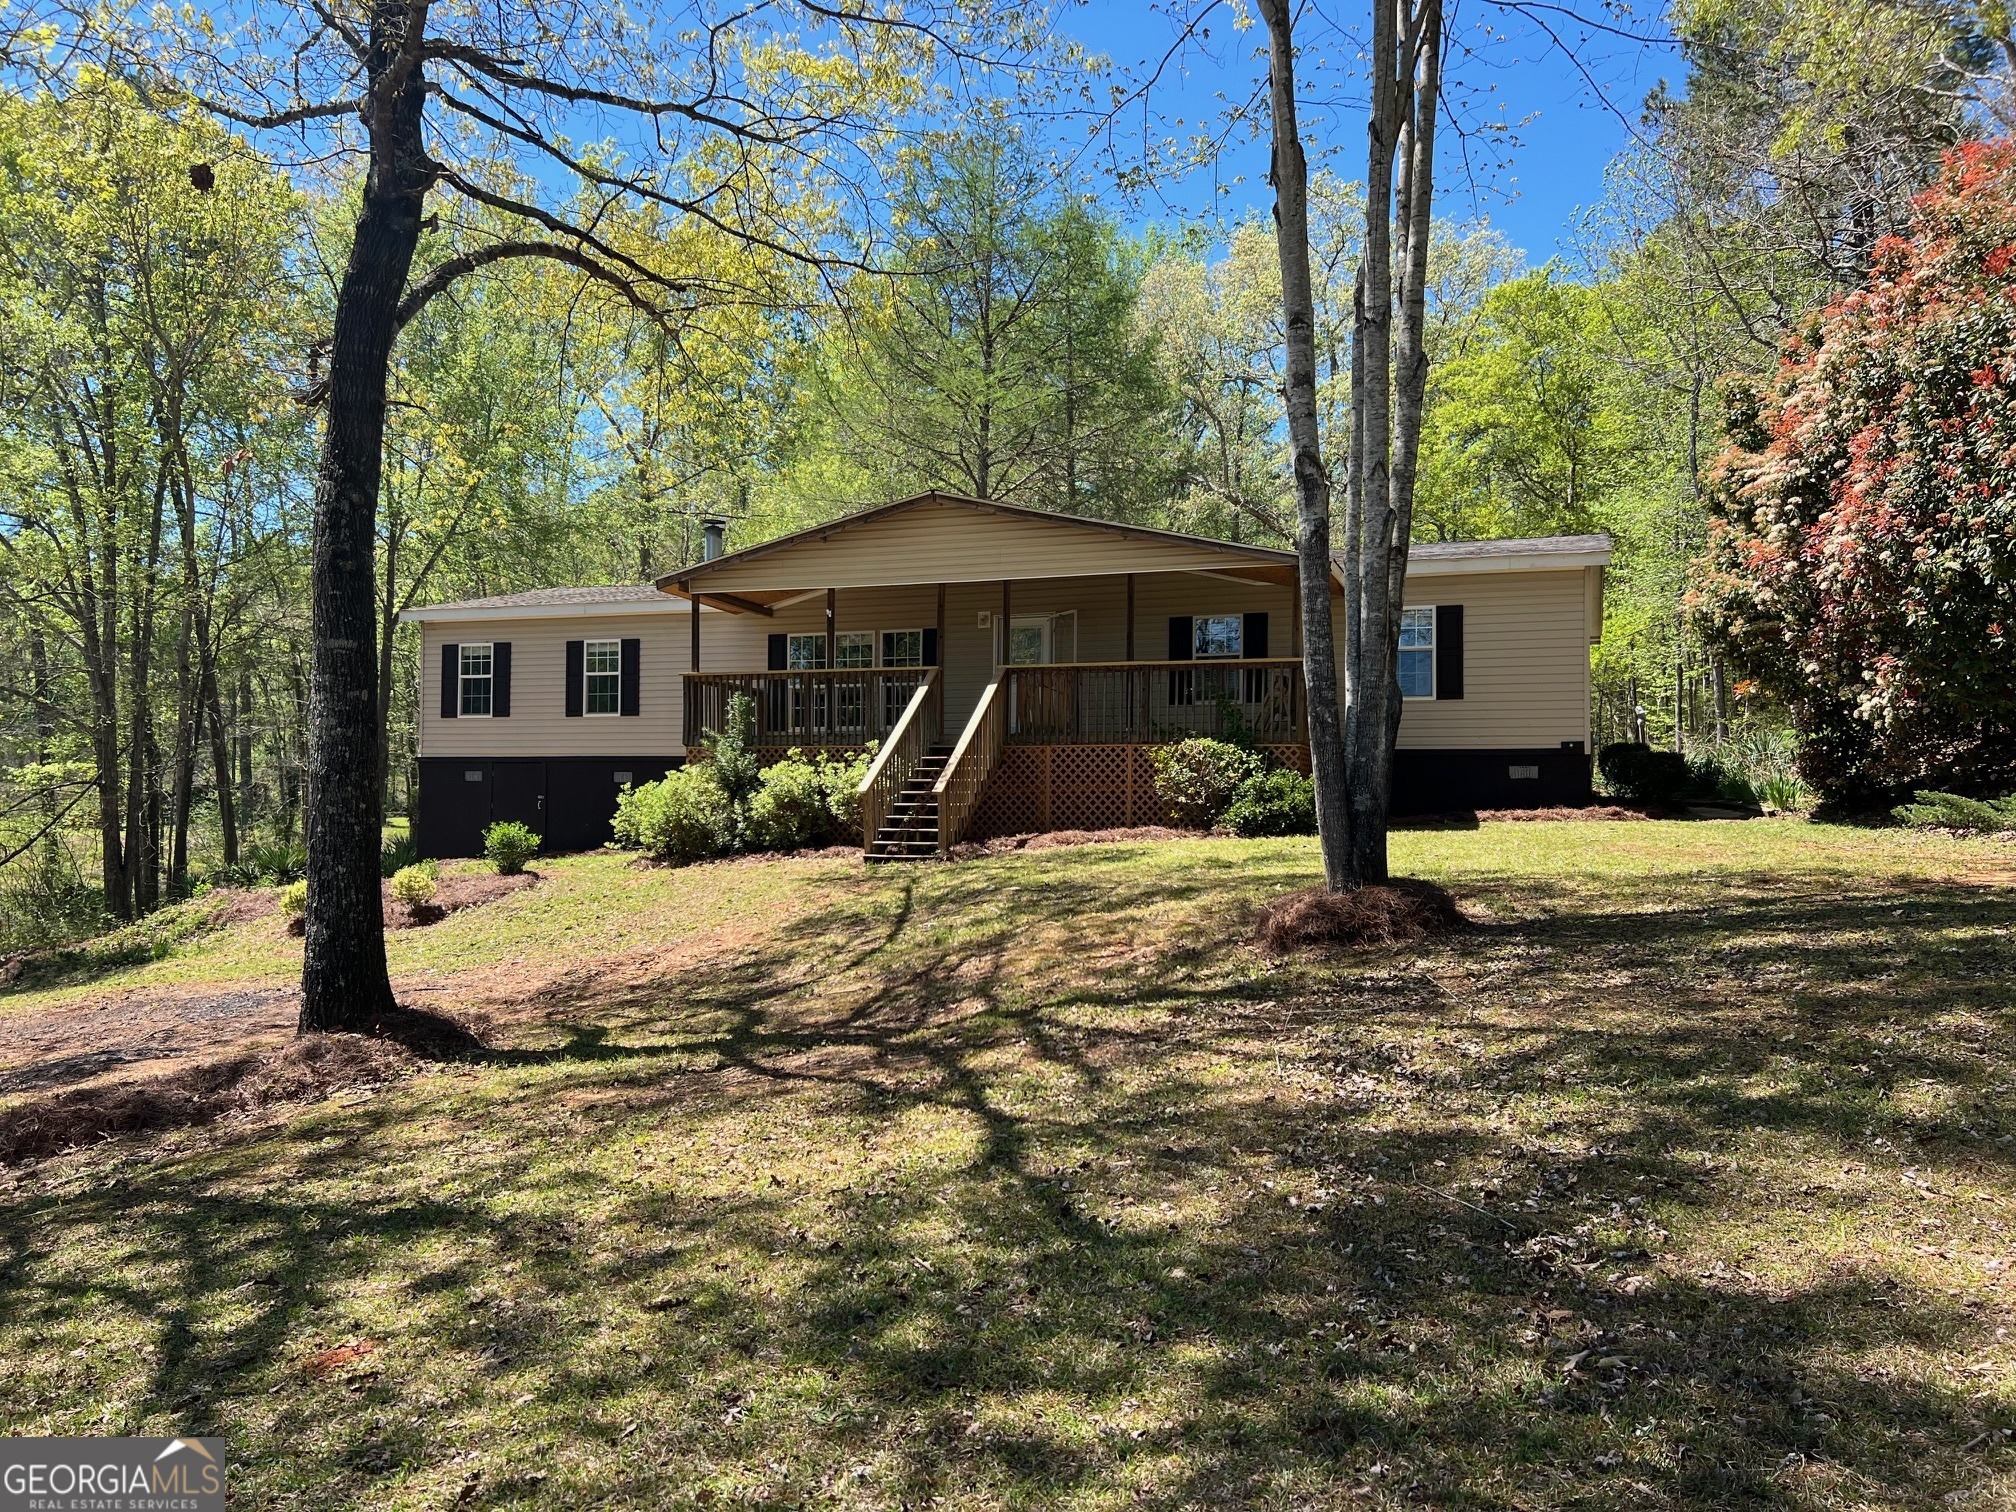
[1050,0,1678,265]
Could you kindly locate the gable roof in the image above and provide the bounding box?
[399,584,700,623]
[1398,534,1612,576]
[656,492,1304,609]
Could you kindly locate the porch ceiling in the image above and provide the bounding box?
[655,492,1309,610]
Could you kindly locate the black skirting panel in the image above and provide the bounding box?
[1390,747,1592,815]
[416,757,682,859]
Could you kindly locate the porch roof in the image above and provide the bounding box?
[654,492,1306,611]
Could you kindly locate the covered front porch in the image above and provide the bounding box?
[660,493,1316,856]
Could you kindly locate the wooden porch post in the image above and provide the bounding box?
[688,585,700,672]
[825,587,837,668]
[1290,579,1300,658]
[1125,573,1135,661]
[1000,580,1011,665]
[936,584,946,663]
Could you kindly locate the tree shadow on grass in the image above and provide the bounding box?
[1,857,2011,1506]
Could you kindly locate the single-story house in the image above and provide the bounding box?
[400,492,1610,858]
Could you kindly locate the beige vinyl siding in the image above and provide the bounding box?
[689,502,1288,592]
[415,564,1594,758]
[1397,569,1592,749]
[420,610,764,757]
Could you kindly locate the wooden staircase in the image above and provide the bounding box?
[867,745,953,860]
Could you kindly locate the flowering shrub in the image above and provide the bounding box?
[1695,141,2016,800]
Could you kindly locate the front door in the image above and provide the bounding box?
[1006,617,1052,667]
[492,761,547,839]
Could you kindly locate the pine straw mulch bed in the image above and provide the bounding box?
[947,826,1206,859]
[0,1005,488,1166]
[1255,878,1478,952]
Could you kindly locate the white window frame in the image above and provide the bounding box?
[1398,606,1436,700]
[834,630,875,669]
[459,642,494,718]
[1194,614,1244,660]
[881,628,924,668]
[785,632,828,670]
[584,638,622,717]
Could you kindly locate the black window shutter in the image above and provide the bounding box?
[922,627,939,667]
[492,641,512,717]
[1243,612,1269,658]
[620,637,642,716]
[1167,616,1194,660]
[565,640,584,717]
[441,643,459,719]
[767,633,788,670]
[1436,604,1465,700]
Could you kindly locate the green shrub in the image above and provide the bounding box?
[242,837,308,886]
[278,880,308,919]
[1892,790,2016,833]
[610,766,734,863]
[748,746,875,851]
[1152,738,1264,828]
[1222,769,1317,837]
[389,861,439,907]
[0,852,109,955]
[381,833,420,876]
[483,821,541,875]
[1757,771,1810,813]
[1596,742,1697,804]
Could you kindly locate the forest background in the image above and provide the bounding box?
[0,0,2004,940]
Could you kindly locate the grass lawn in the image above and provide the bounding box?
[2,820,2014,1508]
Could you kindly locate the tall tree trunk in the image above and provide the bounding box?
[299,0,433,1032]
[205,654,238,865]
[237,670,254,824]
[126,465,169,914]
[170,596,197,892]
[1341,0,1442,886]
[1257,0,1353,891]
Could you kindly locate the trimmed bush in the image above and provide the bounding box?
[483,821,540,875]
[610,767,735,863]
[389,862,439,908]
[278,880,308,920]
[1151,738,1264,828]
[1596,742,1696,804]
[748,747,874,852]
[1222,769,1317,837]
[1892,790,2016,834]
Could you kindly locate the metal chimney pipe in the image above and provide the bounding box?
[701,518,726,561]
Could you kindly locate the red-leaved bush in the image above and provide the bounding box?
[1696,141,2016,800]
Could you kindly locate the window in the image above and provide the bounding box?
[786,633,828,670]
[1398,607,1435,698]
[584,639,621,715]
[882,629,924,667]
[1007,621,1049,666]
[835,631,874,669]
[1194,615,1243,659]
[459,643,493,717]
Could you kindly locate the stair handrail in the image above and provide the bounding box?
[858,667,941,854]
[932,677,1006,855]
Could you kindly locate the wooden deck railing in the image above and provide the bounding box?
[857,669,942,852]
[1001,658,1305,745]
[684,667,934,748]
[933,678,1006,855]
